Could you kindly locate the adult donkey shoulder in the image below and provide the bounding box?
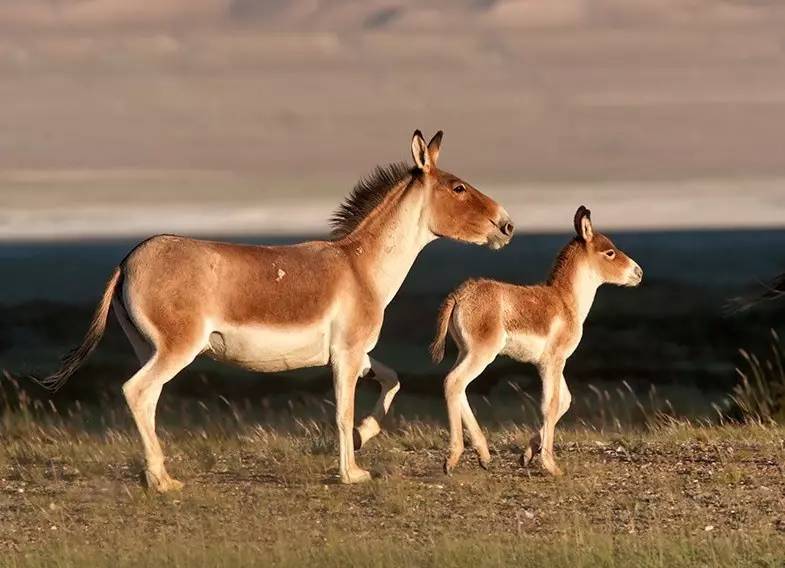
[33,130,514,491]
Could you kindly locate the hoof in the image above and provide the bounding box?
[353,428,363,451]
[340,468,372,484]
[443,458,453,476]
[520,449,534,468]
[444,447,463,475]
[162,478,185,492]
[478,456,491,470]
[146,471,184,493]
[543,462,563,477]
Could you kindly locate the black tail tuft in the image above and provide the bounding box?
[29,268,121,393]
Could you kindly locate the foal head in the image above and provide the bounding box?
[411,130,513,250]
[573,206,643,287]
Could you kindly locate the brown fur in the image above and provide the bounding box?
[435,206,642,477]
[34,130,514,491]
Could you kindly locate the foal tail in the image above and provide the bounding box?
[430,294,456,363]
[32,267,121,392]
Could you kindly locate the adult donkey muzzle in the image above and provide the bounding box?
[488,215,514,250]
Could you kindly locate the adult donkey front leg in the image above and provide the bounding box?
[353,355,401,451]
[332,348,372,483]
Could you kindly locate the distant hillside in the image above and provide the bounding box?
[1,0,785,31]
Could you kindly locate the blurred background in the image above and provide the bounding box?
[1,0,785,424]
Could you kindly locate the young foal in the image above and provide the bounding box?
[431,206,642,476]
[36,130,514,490]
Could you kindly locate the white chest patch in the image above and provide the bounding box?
[207,321,330,372]
[502,331,547,364]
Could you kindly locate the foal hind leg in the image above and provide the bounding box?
[122,346,200,492]
[354,356,401,451]
[443,349,497,474]
[460,392,491,469]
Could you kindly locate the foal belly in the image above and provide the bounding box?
[207,322,330,372]
[502,332,547,364]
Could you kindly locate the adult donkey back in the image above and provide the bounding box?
[34,130,514,491]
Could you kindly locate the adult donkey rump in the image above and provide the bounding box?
[34,130,514,490]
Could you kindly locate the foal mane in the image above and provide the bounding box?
[547,238,582,285]
[330,162,414,238]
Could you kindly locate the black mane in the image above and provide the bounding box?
[330,162,414,238]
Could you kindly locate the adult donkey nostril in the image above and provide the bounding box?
[634,266,643,279]
[501,222,514,236]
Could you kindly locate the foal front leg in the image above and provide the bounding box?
[537,359,566,476]
[354,355,401,450]
[521,375,571,468]
[332,349,371,484]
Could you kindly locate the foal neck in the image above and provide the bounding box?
[341,179,435,305]
[548,241,601,324]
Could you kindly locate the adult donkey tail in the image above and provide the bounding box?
[430,294,456,363]
[33,267,121,392]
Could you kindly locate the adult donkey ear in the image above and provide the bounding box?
[411,130,433,172]
[574,205,594,242]
[427,130,443,166]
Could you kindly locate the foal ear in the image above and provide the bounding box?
[574,205,594,242]
[427,130,443,166]
[411,130,432,172]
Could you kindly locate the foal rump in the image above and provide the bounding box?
[30,267,122,392]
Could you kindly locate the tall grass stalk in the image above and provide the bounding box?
[731,329,785,424]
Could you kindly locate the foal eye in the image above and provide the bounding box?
[604,250,616,259]
[452,184,466,194]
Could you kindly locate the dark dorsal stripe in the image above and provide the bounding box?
[330,162,414,238]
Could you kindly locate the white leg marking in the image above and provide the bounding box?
[332,350,371,484]
[443,351,495,474]
[354,355,401,450]
[122,349,197,492]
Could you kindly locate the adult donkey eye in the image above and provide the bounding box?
[452,184,466,194]
[605,250,616,259]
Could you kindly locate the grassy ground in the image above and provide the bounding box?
[2,393,784,567]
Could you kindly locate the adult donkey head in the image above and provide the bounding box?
[411,130,514,249]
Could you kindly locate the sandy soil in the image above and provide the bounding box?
[2,414,785,564]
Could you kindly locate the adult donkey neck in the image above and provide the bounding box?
[337,173,435,306]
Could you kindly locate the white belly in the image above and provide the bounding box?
[502,331,547,364]
[207,322,330,372]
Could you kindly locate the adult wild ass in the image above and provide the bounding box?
[35,130,514,491]
[431,206,641,477]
